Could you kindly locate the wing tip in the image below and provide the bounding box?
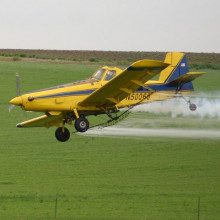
[128,60,169,71]
[17,123,22,128]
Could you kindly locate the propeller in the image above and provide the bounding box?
[9,72,21,112]
[9,73,29,119]
[16,72,20,96]
[8,104,16,112]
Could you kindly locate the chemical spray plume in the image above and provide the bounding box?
[132,92,220,118]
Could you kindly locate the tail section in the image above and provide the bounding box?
[159,52,190,83]
[168,71,205,85]
[158,52,204,92]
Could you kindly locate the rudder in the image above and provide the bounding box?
[159,52,189,83]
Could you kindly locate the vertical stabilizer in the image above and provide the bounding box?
[159,52,189,83]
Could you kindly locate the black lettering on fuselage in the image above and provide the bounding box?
[126,92,152,101]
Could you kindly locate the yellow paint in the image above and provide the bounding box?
[73,109,79,119]
[55,98,65,104]
[130,80,145,87]
[159,52,184,82]
[48,111,62,116]
[106,97,118,104]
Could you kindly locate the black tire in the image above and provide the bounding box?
[189,103,197,111]
[75,118,89,132]
[55,127,70,142]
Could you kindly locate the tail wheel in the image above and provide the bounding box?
[75,118,89,132]
[189,103,197,111]
[55,127,70,142]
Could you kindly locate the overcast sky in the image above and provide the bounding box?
[0,0,219,53]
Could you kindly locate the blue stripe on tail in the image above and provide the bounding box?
[166,55,189,83]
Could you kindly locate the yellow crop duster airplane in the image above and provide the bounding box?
[10,52,204,142]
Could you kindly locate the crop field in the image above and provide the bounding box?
[0,49,220,68]
[0,60,220,219]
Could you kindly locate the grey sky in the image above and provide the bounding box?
[0,0,219,52]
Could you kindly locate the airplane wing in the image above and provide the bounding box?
[79,60,169,107]
[16,114,63,128]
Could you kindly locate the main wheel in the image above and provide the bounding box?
[55,127,70,142]
[75,117,89,132]
[189,103,197,111]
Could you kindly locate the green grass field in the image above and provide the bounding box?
[0,61,220,219]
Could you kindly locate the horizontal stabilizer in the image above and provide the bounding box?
[168,72,205,85]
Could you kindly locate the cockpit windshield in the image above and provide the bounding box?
[92,69,106,81]
[104,70,116,81]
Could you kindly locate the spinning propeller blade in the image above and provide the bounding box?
[9,104,15,112]
[16,72,20,96]
[9,72,21,112]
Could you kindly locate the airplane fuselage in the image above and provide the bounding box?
[11,76,193,113]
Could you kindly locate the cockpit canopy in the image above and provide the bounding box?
[92,67,121,81]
